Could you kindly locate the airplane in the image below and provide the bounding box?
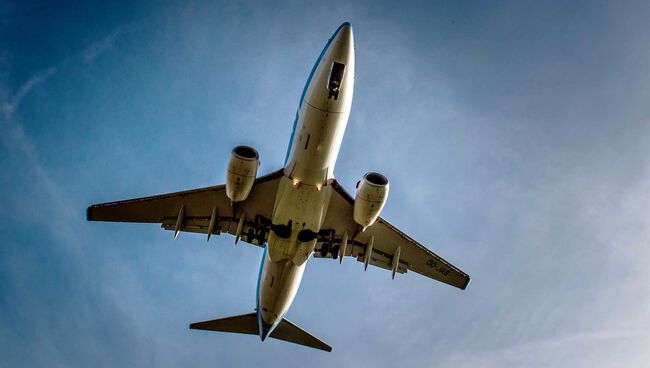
[87,22,470,352]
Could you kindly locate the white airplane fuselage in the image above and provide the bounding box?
[256,23,354,339]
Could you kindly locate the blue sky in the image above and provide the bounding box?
[2,1,650,366]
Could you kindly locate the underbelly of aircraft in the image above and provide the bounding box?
[284,101,349,185]
[258,175,333,325]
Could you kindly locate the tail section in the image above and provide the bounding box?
[190,312,332,352]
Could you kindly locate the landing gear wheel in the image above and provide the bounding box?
[330,245,340,259]
[320,244,330,257]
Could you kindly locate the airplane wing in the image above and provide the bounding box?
[315,180,470,290]
[87,169,284,246]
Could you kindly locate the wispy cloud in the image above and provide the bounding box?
[82,31,119,63]
[0,60,141,366]
[0,66,89,256]
[1,67,56,120]
[439,329,650,367]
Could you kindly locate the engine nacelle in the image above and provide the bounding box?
[353,172,389,228]
[226,145,259,202]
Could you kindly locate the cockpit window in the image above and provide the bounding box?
[328,62,345,100]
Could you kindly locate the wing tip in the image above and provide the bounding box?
[461,277,471,290]
[86,206,93,221]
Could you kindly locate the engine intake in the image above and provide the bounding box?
[226,145,260,202]
[353,172,389,228]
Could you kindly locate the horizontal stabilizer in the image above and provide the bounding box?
[190,312,258,335]
[189,312,332,352]
[270,318,332,352]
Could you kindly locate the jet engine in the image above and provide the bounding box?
[226,145,259,202]
[353,172,389,228]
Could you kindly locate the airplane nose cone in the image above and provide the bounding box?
[302,22,355,113]
[332,22,353,49]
